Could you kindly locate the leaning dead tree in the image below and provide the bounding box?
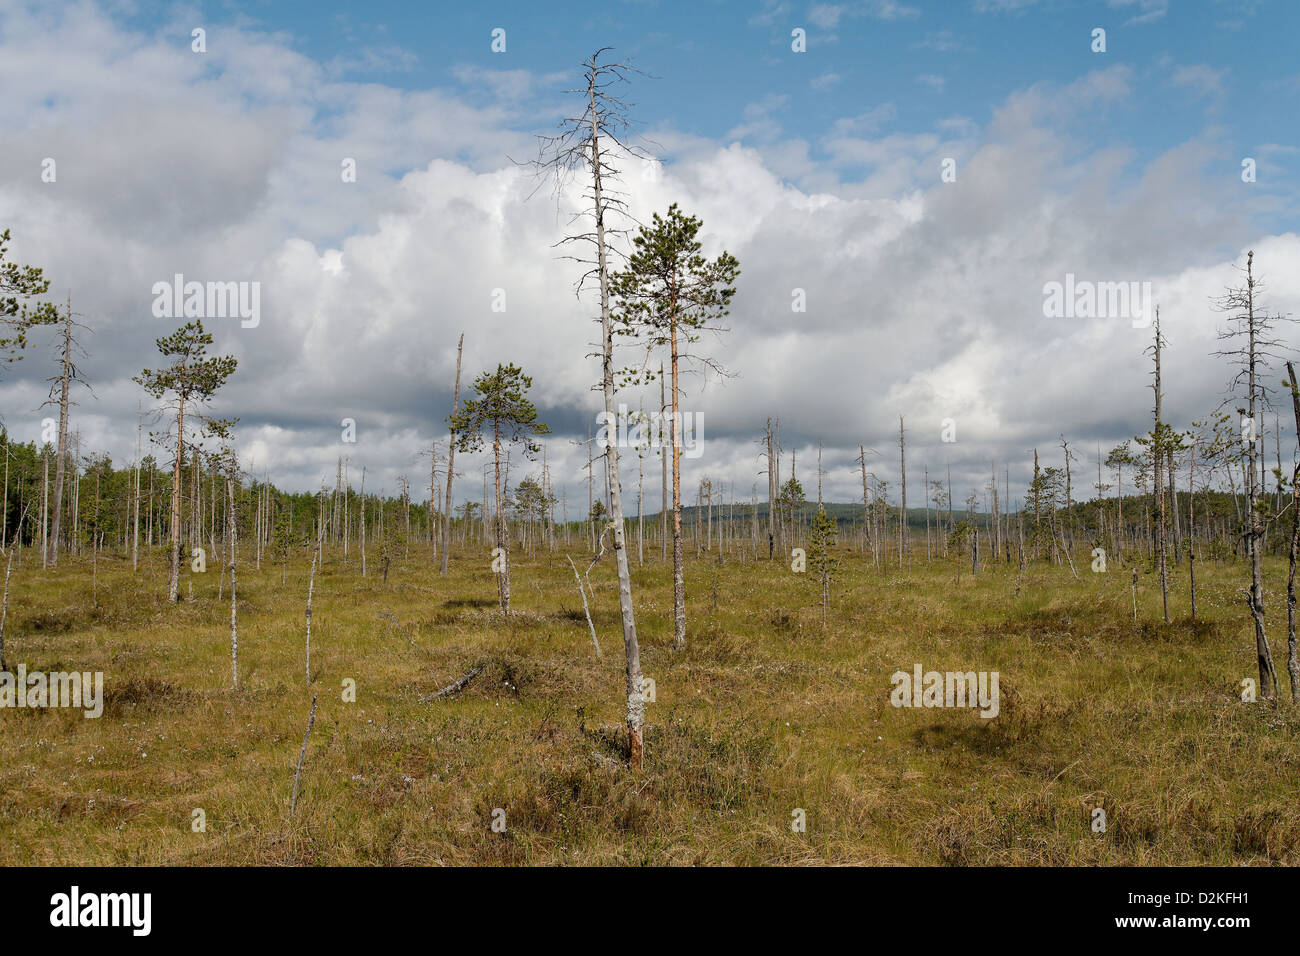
[1214,250,1286,698]
[566,554,602,659]
[289,694,318,816]
[527,48,650,766]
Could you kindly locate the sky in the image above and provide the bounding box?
[1,0,1298,513]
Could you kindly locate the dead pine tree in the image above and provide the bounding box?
[0,541,13,673]
[1059,435,1076,553]
[1283,360,1300,702]
[226,461,238,690]
[767,420,779,560]
[1188,436,1198,622]
[305,527,321,685]
[289,694,318,816]
[1135,307,1171,624]
[898,416,908,569]
[1214,250,1285,698]
[358,467,367,577]
[0,504,31,672]
[41,296,93,567]
[858,445,874,569]
[660,366,669,563]
[440,332,464,576]
[526,50,647,755]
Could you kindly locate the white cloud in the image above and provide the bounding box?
[1,2,1295,512]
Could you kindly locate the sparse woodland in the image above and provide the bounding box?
[1,50,1299,867]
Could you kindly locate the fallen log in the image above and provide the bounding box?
[419,664,484,703]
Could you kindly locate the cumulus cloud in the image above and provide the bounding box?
[1,1,1296,515]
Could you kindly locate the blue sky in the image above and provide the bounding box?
[121,0,1300,226]
[2,0,1298,502]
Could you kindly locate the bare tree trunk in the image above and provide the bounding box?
[768,420,778,560]
[774,420,783,558]
[661,367,668,563]
[898,416,907,568]
[305,532,319,685]
[1168,449,1181,564]
[1060,436,1073,552]
[1189,440,1198,621]
[580,59,645,766]
[1153,308,1169,623]
[859,445,871,569]
[228,477,238,689]
[40,451,48,569]
[637,444,644,566]
[132,411,141,573]
[567,554,601,659]
[441,335,463,576]
[289,694,318,815]
[587,428,595,553]
[671,321,685,653]
[168,388,186,603]
[493,426,509,616]
[0,545,13,672]
[1284,361,1300,701]
[48,300,74,566]
[1287,461,1299,704]
[1241,254,1277,695]
[0,507,26,671]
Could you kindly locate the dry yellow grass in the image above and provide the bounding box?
[1,541,1297,865]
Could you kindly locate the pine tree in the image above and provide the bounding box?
[449,363,549,617]
[133,321,237,603]
[807,505,838,625]
[0,228,59,374]
[612,203,739,651]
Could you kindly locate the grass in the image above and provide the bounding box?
[1,537,1298,865]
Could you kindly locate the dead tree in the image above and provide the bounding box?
[1284,361,1300,702]
[1188,437,1198,621]
[1214,251,1284,697]
[227,472,238,689]
[1149,308,1170,623]
[528,48,651,764]
[0,505,30,671]
[660,365,668,562]
[289,694,318,815]
[440,332,464,576]
[305,528,320,685]
[858,445,873,567]
[898,416,908,567]
[768,419,778,559]
[41,297,92,566]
